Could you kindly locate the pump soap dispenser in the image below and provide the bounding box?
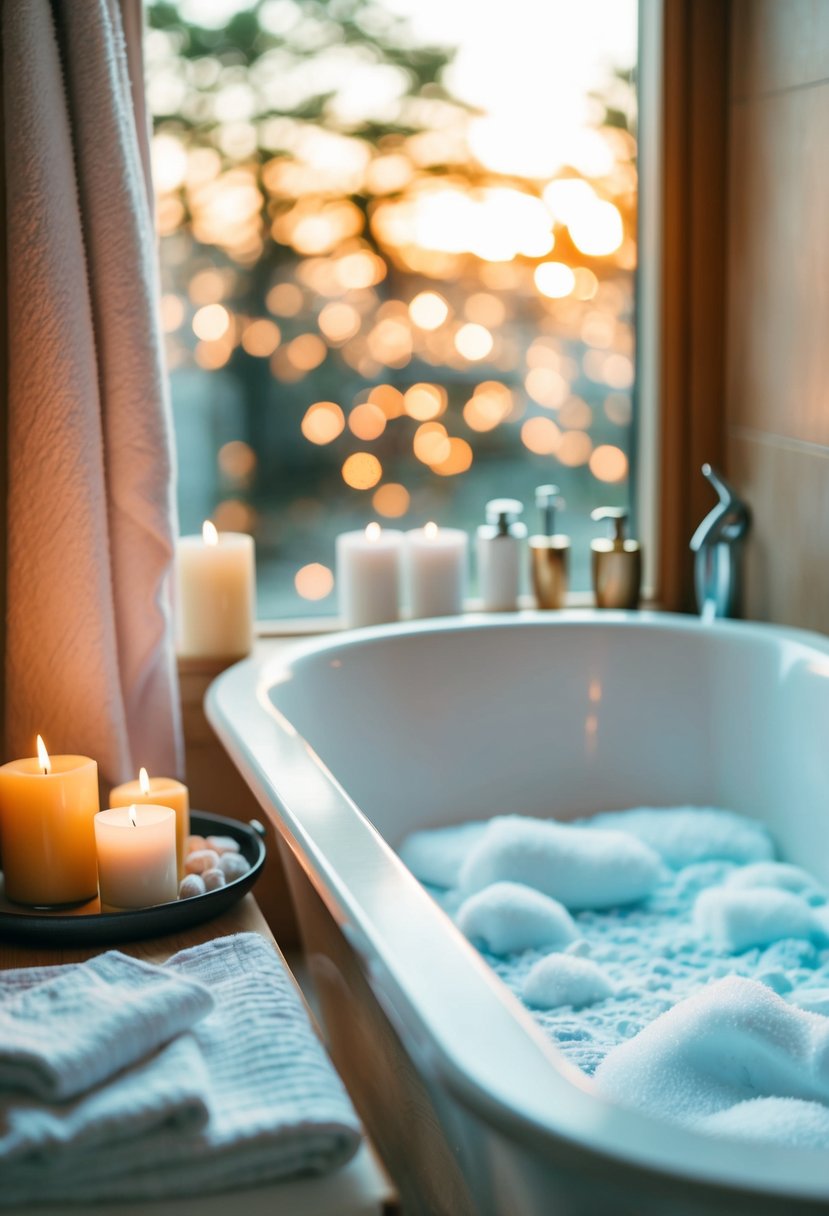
[529,485,570,609]
[590,507,642,609]
[476,498,527,611]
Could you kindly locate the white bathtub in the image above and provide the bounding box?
[207,612,829,1216]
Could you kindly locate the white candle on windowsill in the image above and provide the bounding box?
[94,805,178,912]
[175,521,256,659]
[336,523,403,629]
[405,522,468,619]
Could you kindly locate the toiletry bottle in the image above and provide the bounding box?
[477,498,527,611]
[529,485,570,609]
[590,507,642,609]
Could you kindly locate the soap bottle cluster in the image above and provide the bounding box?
[475,488,642,611]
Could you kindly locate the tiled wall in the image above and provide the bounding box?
[727,0,829,632]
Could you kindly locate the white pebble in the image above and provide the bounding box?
[179,874,206,900]
[202,867,227,892]
[186,834,207,853]
[206,835,240,856]
[456,882,577,955]
[185,849,220,875]
[219,853,251,882]
[523,954,615,1010]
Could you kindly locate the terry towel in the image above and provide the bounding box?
[0,934,362,1204]
[0,950,214,1101]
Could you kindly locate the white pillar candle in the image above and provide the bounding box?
[94,805,178,911]
[175,521,255,659]
[336,523,403,628]
[405,522,468,618]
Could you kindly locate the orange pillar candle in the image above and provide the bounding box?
[109,768,189,878]
[0,737,99,907]
[94,805,178,911]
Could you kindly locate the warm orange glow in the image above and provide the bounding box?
[295,563,334,600]
[218,440,257,482]
[318,302,361,344]
[534,262,575,300]
[463,382,514,432]
[241,318,281,356]
[301,401,345,445]
[521,417,561,455]
[455,323,493,361]
[572,267,600,299]
[212,499,257,533]
[335,250,386,290]
[589,444,629,483]
[372,483,410,518]
[369,384,405,419]
[568,201,624,257]
[404,383,446,421]
[202,520,219,546]
[192,303,231,341]
[525,367,569,409]
[465,293,506,327]
[367,318,412,367]
[409,291,449,330]
[542,178,596,223]
[36,735,51,775]
[559,398,593,430]
[413,422,450,465]
[287,333,327,371]
[139,767,151,796]
[160,294,184,333]
[431,437,473,477]
[266,282,303,317]
[342,452,382,490]
[365,522,382,541]
[349,402,386,441]
[557,430,593,466]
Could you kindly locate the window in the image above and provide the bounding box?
[147,0,639,617]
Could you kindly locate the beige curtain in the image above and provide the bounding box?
[2,0,183,785]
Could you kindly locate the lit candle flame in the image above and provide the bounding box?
[365,522,381,542]
[424,521,439,539]
[202,520,219,546]
[128,804,138,827]
[36,735,51,775]
[139,767,151,797]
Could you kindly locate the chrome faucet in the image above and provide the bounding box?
[689,464,751,621]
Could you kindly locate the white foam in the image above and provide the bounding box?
[696,1097,829,1148]
[399,821,487,889]
[694,887,819,952]
[458,816,663,910]
[726,862,826,905]
[456,882,577,956]
[594,977,829,1125]
[523,954,615,1010]
[584,807,774,869]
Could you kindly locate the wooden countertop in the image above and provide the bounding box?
[0,896,398,1216]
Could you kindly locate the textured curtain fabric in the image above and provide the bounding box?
[1,0,183,784]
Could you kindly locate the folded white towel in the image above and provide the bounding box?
[0,950,214,1101]
[0,1033,209,1164]
[0,934,362,1204]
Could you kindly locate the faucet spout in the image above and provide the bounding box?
[690,464,751,620]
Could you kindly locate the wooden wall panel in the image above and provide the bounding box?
[726,0,829,633]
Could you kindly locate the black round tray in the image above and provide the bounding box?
[0,811,266,946]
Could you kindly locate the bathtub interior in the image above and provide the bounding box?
[265,616,829,882]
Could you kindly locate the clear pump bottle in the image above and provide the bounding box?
[476,498,527,611]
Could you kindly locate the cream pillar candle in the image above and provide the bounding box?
[94,805,178,911]
[175,521,256,659]
[405,522,468,618]
[336,523,403,628]
[109,768,190,878]
[0,738,99,907]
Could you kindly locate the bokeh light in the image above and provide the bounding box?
[349,402,387,440]
[295,563,335,600]
[372,483,411,517]
[589,444,628,482]
[342,452,383,489]
[521,417,562,455]
[409,291,449,330]
[301,401,345,445]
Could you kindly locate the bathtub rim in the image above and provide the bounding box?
[206,610,829,1205]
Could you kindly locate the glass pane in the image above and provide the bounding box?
[147,0,638,616]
